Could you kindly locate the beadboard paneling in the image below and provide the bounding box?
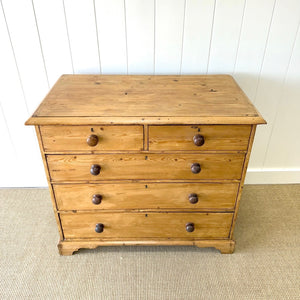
[181,0,215,74]
[33,0,74,86]
[264,24,300,168]
[249,0,300,169]
[95,0,127,74]
[207,0,245,74]
[126,0,155,74]
[0,0,300,186]
[64,0,100,74]
[154,0,185,74]
[0,2,46,187]
[1,0,49,113]
[233,0,276,100]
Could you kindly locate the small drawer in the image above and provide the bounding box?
[54,183,239,211]
[149,125,251,151]
[40,125,143,152]
[47,153,245,182]
[60,212,233,239]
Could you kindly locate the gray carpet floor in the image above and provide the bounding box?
[0,185,299,299]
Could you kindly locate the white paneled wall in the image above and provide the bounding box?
[0,0,300,187]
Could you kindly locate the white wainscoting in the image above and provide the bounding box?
[0,0,299,187]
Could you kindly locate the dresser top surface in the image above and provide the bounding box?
[26,75,265,125]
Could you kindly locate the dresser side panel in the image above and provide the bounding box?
[229,125,257,239]
[35,126,64,240]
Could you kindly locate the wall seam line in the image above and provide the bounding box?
[62,0,74,74]
[153,0,156,74]
[93,0,102,74]
[262,16,300,168]
[252,0,277,105]
[31,0,50,88]
[179,0,187,75]
[0,103,17,157]
[206,0,216,74]
[233,0,247,75]
[0,0,29,113]
[124,0,129,74]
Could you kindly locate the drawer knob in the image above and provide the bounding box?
[95,223,104,233]
[186,222,195,232]
[92,194,102,205]
[193,134,205,146]
[191,163,201,174]
[189,193,198,204]
[90,164,101,176]
[87,134,98,147]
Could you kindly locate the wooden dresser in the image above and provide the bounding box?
[26,75,266,255]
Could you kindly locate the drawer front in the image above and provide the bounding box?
[47,153,245,181]
[149,125,251,151]
[61,212,233,239]
[40,125,143,152]
[54,183,238,211]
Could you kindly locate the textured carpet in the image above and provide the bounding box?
[0,185,299,299]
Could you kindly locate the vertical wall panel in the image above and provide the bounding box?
[1,1,300,186]
[181,0,215,74]
[33,0,73,86]
[155,0,185,74]
[264,26,300,168]
[207,0,245,74]
[249,0,300,168]
[2,0,49,113]
[125,0,154,74]
[0,4,46,187]
[233,0,276,100]
[0,106,15,187]
[95,0,127,74]
[64,0,100,74]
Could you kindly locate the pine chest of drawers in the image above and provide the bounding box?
[26,75,266,255]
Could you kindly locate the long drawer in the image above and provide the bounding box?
[40,125,143,152]
[149,125,251,151]
[60,212,233,239]
[47,153,245,181]
[53,183,239,211]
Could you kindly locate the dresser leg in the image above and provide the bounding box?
[194,240,235,254]
[215,240,235,254]
[58,241,79,256]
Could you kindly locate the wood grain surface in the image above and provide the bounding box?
[58,239,235,255]
[40,125,143,152]
[25,75,266,125]
[47,153,245,181]
[149,125,251,151]
[60,212,233,239]
[53,182,239,211]
[35,126,64,239]
[24,75,266,255]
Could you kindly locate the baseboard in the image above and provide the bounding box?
[245,169,300,184]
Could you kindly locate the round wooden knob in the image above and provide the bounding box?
[95,223,104,233]
[90,164,101,176]
[189,193,198,204]
[87,134,98,147]
[92,194,102,205]
[191,163,201,174]
[186,222,194,232]
[193,134,205,146]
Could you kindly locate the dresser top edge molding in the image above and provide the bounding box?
[25,75,266,126]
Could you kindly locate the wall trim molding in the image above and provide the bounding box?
[245,169,300,184]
